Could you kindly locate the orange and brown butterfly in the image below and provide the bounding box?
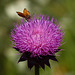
[16,8,31,21]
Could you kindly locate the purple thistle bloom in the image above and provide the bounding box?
[11,15,64,69]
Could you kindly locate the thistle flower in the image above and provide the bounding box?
[11,15,64,69]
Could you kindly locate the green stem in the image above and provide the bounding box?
[35,65,39,75]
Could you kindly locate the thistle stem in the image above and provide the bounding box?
[35,65,39,75]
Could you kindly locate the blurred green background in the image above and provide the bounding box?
[0,0,75,75]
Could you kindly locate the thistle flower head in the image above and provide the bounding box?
[11,15,64,69]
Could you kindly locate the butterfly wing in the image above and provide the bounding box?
[16,12,25,18]
[23,8,30,16]
[23,8,31,20]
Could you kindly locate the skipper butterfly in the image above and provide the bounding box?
[16,8,31,21]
